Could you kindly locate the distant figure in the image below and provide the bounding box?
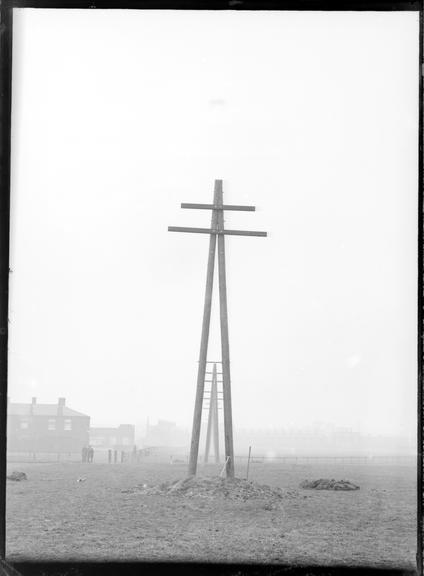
[87,446,94,463]
[81,446,88,463]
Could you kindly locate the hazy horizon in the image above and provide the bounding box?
[7,10,419,440]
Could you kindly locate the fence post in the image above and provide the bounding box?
[246,446,252,480]
[220,456,230,477]
[108,449,112,464]
[114,449,117,464]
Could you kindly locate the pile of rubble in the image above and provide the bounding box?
[300,478,359,491]
[124,476,285,505]
[7,471,27,482]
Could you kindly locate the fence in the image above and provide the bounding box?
[6,448,149,464]
[7,452,82,463]
[234,454,416,466]
[6,450,415,467]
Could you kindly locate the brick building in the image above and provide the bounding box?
[7,397,90,455]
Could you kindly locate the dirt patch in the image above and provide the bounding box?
[300,478,359,491]
[124,475,284,505]
[5,461,415,566]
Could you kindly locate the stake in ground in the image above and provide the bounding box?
[168,180,267,478]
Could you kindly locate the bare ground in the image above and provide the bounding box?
[5,460,416,568]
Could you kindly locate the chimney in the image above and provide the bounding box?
[57,397,65,416]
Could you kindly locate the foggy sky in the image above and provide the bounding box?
[8,10,418,438]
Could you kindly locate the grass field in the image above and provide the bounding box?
[5,459,416,568]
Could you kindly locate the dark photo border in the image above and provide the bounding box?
[0,2,422,575]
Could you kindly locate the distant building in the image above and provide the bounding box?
[7,397,90,454]
[144,419,189,448]
[89,424,135,450]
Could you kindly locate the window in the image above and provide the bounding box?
[64,419,72,431]
[47,418,56,431]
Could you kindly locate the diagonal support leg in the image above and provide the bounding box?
[212,363,220,464]
[187,182,219,477]
[204,367,214,464]
[216,180,235,478]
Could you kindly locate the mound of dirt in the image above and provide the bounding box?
[300,478,359,491]
[124,476,284,505]
[7,471,27,482]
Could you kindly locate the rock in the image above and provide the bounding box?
[300,478,359,491]
[7,471,27,482]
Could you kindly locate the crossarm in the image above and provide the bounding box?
[168,226,267,237]
[181,203,255,211]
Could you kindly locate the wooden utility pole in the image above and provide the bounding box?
[215,182,235,477]
[168,180,266,478]
[185,183,219,476]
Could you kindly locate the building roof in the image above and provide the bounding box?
[8,403,89,418]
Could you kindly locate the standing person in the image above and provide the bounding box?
[88,446,94,463]
[82,445,88,463]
